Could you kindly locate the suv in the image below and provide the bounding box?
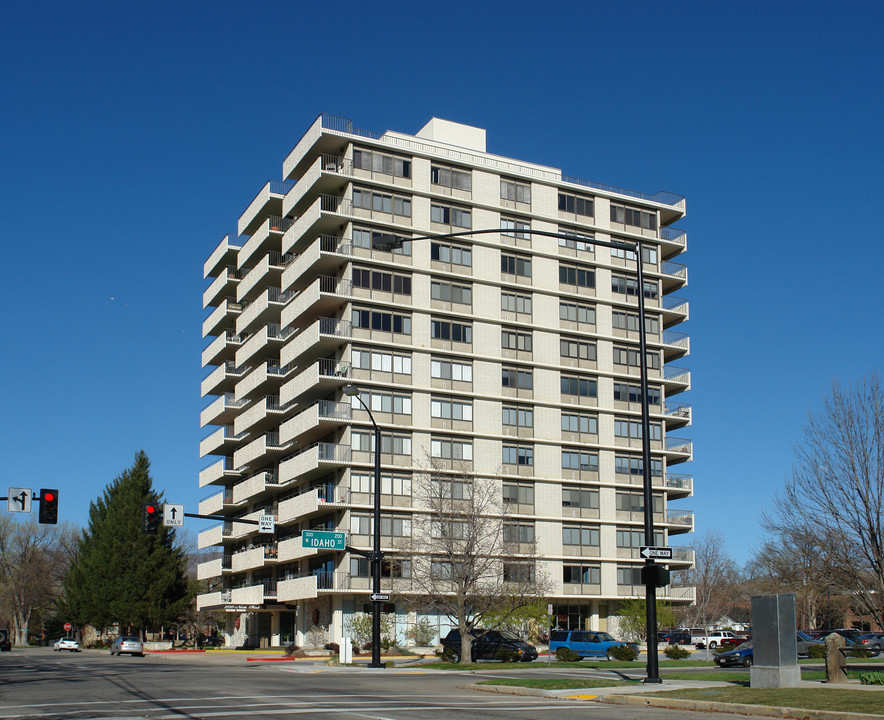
[549,630,637,660]
[0,629,10,652]
[695,630,738,649]
[441,629,537,663]
[658,630,692,645]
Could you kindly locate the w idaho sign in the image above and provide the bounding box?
[301,530,346,550]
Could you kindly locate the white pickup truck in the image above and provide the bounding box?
[694,630,739,648]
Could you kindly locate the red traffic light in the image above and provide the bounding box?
[145,505,156,514]
[43,492,55,502]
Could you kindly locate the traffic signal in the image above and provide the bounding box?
[641,563,671,588]
[362,603,396,614]
[142,503,160,534]
[38,489,59,524]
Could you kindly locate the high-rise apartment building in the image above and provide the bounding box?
[198,114,694,647]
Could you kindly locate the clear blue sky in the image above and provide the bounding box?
[2,1,881,566]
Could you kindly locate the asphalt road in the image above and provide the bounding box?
[0,648,757,720]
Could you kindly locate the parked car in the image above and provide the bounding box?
[694,630,738,649]
[715,632,827,668]
[857,633,884,651]
[658,630,692,645]
[0,629,10,652]
[53,638,80,652]
[441,629,538,663]
[110,636,144,657]
[549,630,638,660]
[196,634,224,647]
[812,629,863,642]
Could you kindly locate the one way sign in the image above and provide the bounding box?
[640,546,673,560]
[163,504,184,527]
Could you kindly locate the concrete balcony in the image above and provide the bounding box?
[230,584,267,606]
[281,154,354,219]
[280,400,350,447]
[659,227,688,259]
[277,574,318,602]
[234,359,292,402]
[199,457,237,488]
[199,425,243,459]
[664,585,695,603]
[204,235,242,280]
[279,442,351,484]
[666,509,694,534]
[235,288,293,338]
[201,361,248,398]
[661,296,689,327]
[237,216,294,272]
[237,251,289,304]
[278,487,321,525]
[232,470,280,505]
[198,524,224,549]
[282,115,325,181]
[663,402,691,429]
[277,536,318,563]
[199,489,230,516]
[282,235,352,295]
[201,393,248,428]
[670,547,695,566]
[663,473,693,499]
[234,395,286,437]
[281,195,354,257]
[665,436,693,463]
[282,276,351,332]
[233,432,288,473]
[202,299,242,339]
[280,357,350,408]
[203,266,240,309]
[231,546,273,573]
[662,330,690,361]
[235,324,293,370]
[280,317,352,370]
[197,558,225,581]
[660,261,688,293]
[202,332,243,368]
[237,180,294,238]
[196,590,227,611]
[663,366,691,396]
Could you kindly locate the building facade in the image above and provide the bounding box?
[197,114,694,647]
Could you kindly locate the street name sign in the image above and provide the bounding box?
[7,487,32,513]
[301,529,346,549]
[259,514,275,534]
[163,504,184,527]
[640,546,673,560]
[370,593,391,602]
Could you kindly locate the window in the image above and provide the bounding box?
[561,413,598,434]
[431,437,473,460]
[352,187,412,217]
[431,203,471,228]
[564,565,600,584]
[613,346,661,370]
[350,514,372,535]
[616,492,662,514]
[503,522,535,543]
[558,192,594,217]
[615,455,663,477]
[351,348,412,375]
[380,515,412,537]
[504,563,536,582]
[502,367,533,390]
[617,529,664,548]
[352,266,412,295]
[502,405,533,428]
[351,432,412,455]
[614,418,662,441]
[559,228,594,252]
[612,311,659,335]
[431,319,472,343]
[349,390,412,415]
[501,217,530,238]
[431,241,472,267]
[352,227,412,255]
[611,204,657,230]
[560,301,596,324]
[353,148,411,178]
[501,178,531,204]
[501,253,532,278]
[561,450,598,471]
[432,477,473,499]
[560,375,597,398]
[611,274,658,299]
[562,486,599,509]
[559,263,594,288]
[352,307,411,335]
[351,557,370,577]
[431,165,472,191]
[502,328,533,352]
[560,337,596,361]
[613,383,661,406]
[502,482,534,505]
[431,398,473,421]
[382,558,412,578]
[611,244,658,265]
[563,525,600,546]
[431,358,472,382]
[351,473,412,496]
[501,292,532,315]
[502,445,534,466]
[617,566,643,586]
[431,280,472,305]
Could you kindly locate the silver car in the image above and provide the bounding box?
[110,636,144,657]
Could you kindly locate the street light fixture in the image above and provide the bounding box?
[364,227,668,682]
[343,383,385,669]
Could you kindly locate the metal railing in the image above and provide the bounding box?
[320,153,352,175]
[661,227,687,245]
[662,330,689,351]
[318,400,352,420]
[318,275,352,296]
[664,474,692,490]
[662,261,687,280]
[667,510,694,527]
[318,317,352,337]
[662,295,689,313]
[319,234,352,255]
[320,194,352,215]
[664,402,691,420]
[317,357,349,377]
[269,180,295,196]
[267,215,294,233]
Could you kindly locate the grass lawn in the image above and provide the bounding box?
[639,687,884,715]
[479,678,637,690]
[427,658,716,671]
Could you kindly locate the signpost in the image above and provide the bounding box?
[370,593,390,602]
[301,530,346,549]
[640,546,673,560]
[259,515,276,534]
[163,504,185,527]
[7,488,32,514]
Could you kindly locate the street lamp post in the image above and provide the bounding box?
[370,228,665,682]
[343,383,384,669]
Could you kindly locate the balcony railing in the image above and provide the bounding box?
[665,436,693,454]
[664,473,692,491]
[662,261,687,280]
[319,153,352,175]
[664,402,691,421]
[667,510,694,527]
[662,330,689,352]
[318,275,352,296]
[320,194,352,215]
[318,357,350,378]
[319,234,352,256]
[318,317,352,337]
[660,227,687,246]
[663,295,689,313]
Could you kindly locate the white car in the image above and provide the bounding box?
[53,638,80,652]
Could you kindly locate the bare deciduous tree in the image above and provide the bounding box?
[675,529,737,632]
[403,463,551,663]
[762,375,884,627]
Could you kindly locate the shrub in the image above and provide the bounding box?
[860,671,884,685]
[664,644,691,659]
[440,647,459,662]
[283,644,303,658]
[608,644,639,661]
[404,618,436,647]
[324,642,339,654]
[807,644,826,659]
[848,647,871,659]
[555,646,580,662]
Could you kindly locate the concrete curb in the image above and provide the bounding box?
[600,694,884,720]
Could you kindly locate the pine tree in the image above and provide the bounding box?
[64,451,189,636]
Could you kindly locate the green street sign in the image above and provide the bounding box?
[301,530,346,550]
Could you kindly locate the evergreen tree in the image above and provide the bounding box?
[64,451,189,636]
